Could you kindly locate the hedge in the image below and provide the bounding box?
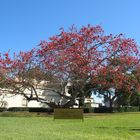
[114,106,139,112]
[7,107,29,112]
[84,108,94,113]
[0,106,139,113]
[6,107,54,113]
[94,107,114,113]
[84,106,140,113]
[29,107,53,113]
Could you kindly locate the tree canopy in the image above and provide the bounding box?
[0,25,140,108]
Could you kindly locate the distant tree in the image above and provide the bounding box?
[92,56,139,107]
[129,66,140,107]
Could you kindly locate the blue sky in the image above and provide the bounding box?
[0,0,140,54]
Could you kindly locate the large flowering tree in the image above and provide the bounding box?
[0,25,139,108]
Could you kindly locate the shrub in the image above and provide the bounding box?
[0,107,7,112]
[115,106,139,112]
[84,108,95,113]
[84,103,92,108]
[84,108,90,113]
[94,107,113,113]
[6,107,54,113]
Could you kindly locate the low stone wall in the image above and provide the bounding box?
[54,108,83,120]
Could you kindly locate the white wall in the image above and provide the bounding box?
[0,94,23,108]
[0,89,61,108]
[0,90,100,108]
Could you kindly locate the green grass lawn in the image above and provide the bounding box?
[0,112,140,140]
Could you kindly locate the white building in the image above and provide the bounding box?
[0,89,61,108]
[0,84,100,108]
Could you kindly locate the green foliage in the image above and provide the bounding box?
[0,107,7,112]
[84,106,140,113]
[0,107,54,113]
[7,107,29,112]
[84,108,94,113]
[114,106,140,112]
[29,107,53,113]
[94,107,114,113]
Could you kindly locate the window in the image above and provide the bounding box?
[22,98,28,107]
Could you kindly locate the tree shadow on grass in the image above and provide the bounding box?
[93,127,140,131]
[129,128,140,131]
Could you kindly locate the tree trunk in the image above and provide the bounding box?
[78,98,84,108]
[109,100,113,108]
[138,96,140,111]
